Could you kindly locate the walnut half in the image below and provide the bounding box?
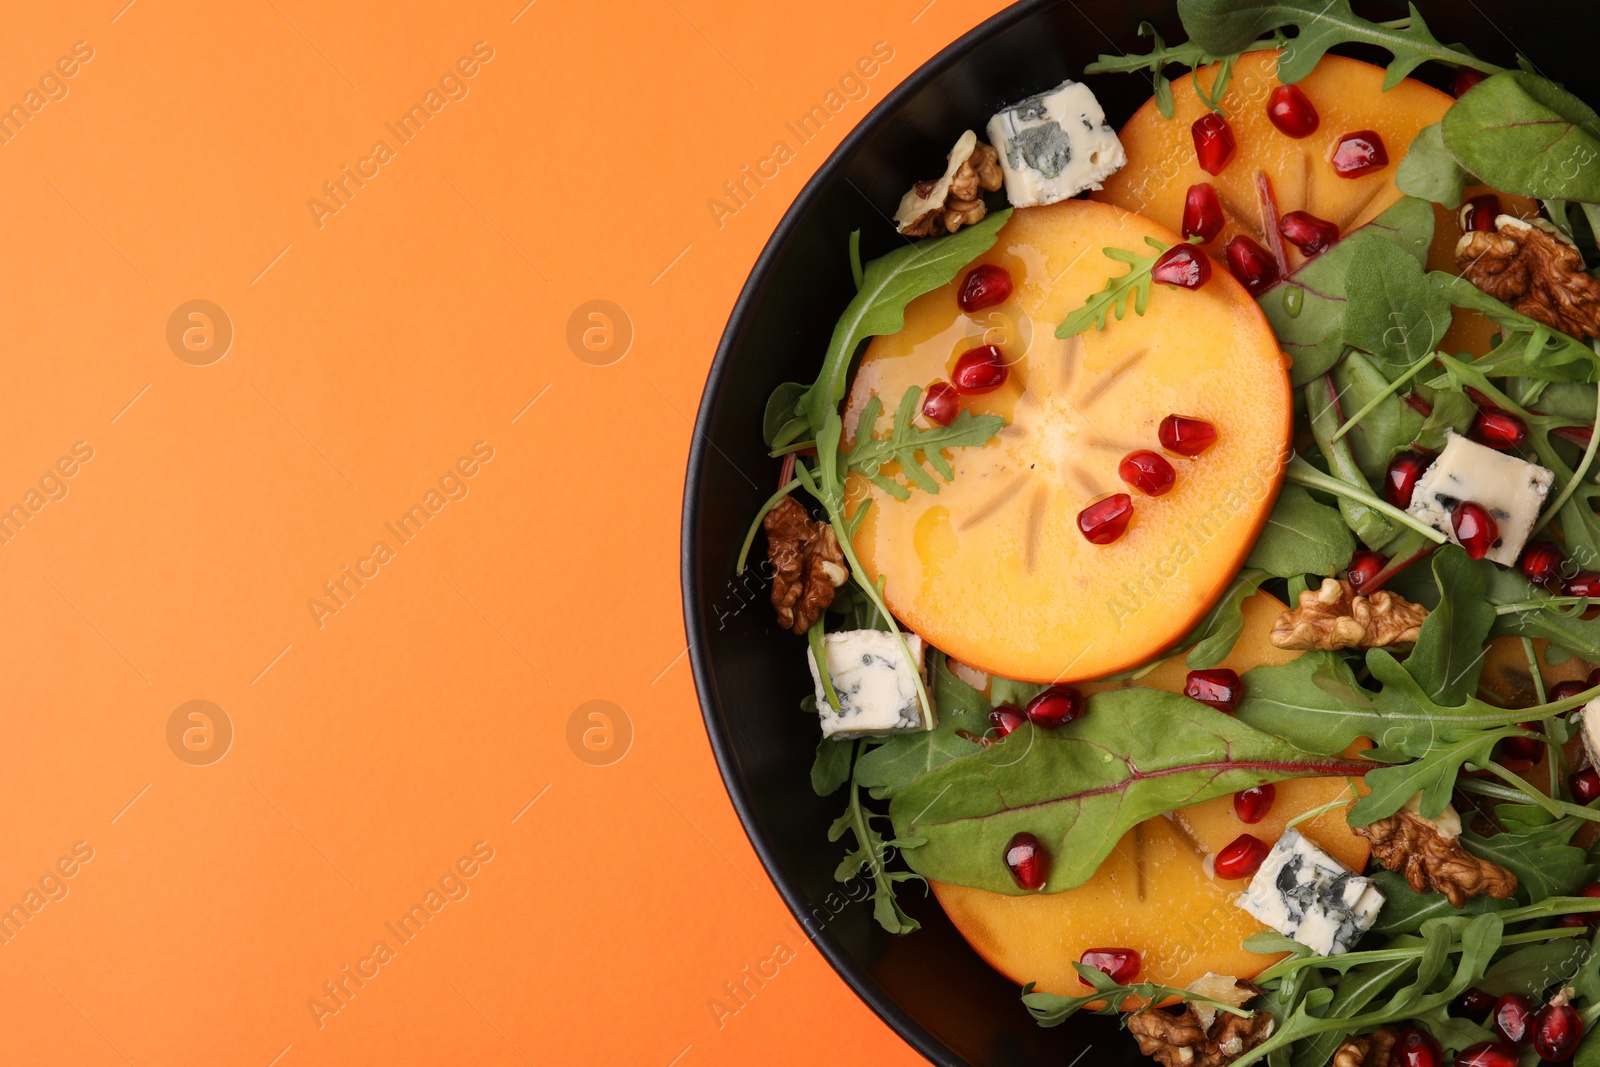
[1126,979,1272,1067]
[763,497,848,635]
[1457,215,1600,340]
[1354,807,1517,907]
[1332,1028,1396,1067]
[893,130,1005,237]
[1269,578,1428,652]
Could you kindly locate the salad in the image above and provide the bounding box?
[739,2,1600,1065]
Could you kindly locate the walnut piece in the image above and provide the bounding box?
[893,130,1005,237]
[1332,1028,1396,1067]
[1354,807,1517,907]
[1457,215,1600,340]
[763,496,848,635]
[1126,980,1272,1067]
[1269,579,1428,651]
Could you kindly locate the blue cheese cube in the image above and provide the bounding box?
[807,630,934,739]
[986,79,1126,208]
[1235,830,1384,955]
[1407,432,1554,566]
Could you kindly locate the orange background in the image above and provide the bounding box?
[0,0,1013,1063]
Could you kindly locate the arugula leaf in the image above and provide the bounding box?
[1442,71,1600,201]
[1414,386,1476,452]
[1429,272,1597,382]
[1342,237,1451,381]
[1056,237,1172,338]
[1177,0,1501,87]
[810,737,853,796]
[1286,955,1418,1067]
[855,653,990,800]
[1022,968,1256,1025]
[1366,870,1515,938]
[1187,568,1269,669]
[826,740,928,935]
[1404,546,1495,706]
[764,381,811,448]
[1245,483,1355,578]
[1486,565,1600,663]
[1328,352,1426,487]
[1236,650,1384,755]
[1306,374,1400,549]
[846,387,1005,501]
[889,688,1371,893]
[1476,937,1589,997]
[1396,123,1467,209]
[793,209,1012,438]
[1461,806,1591,903]
[1084,22,1278,118]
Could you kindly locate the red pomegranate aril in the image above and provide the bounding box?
[1278,210,1342,256]
[1395,1027,1442,1067]
[1079,494,1134,545]
[1520,541,1566,586]
[1533,999,1583,1061]
[1005,832,1048,890]
[1453,988,1498,1018]
[1385,451,1431,508]
[1498,724,1543,764]
[1346,551,1386,592]
[1025,685,1084,730]
[1590,667,1600,687]
[1452,501,1499,561]
[1186,668,1243,713]
[1233,784,1275,824]
[1454,1042,1518,1067]
[921,381,960,426]
[1452,67,1488,97]
[1192,113,1236,175]
[1491,994,1535,1048]
[1159,415,1218,457]
[1462,192,1503,234]
[1213,833,1270,879]
[1224,235,1281,296]
[1567,573,1600,598]
[1549,680,1590,703]
[1151,244,1212,290]
[958,263,1013,313]
[1182,183,1226,243]
[1119,450,1177,496]
[1079,947,1141,986]
[989,705,1026,738]
[1266,84,1320,138]
[1470,409,1528,450]
[1571,768,1600,804]
[951,345,1008,394]
[1330,130,1389,177]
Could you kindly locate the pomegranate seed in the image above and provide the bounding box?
[951,345,1008,394]
[1520,541,1566,586]
[1182,183,1226,243]
[1278,210,1342,256]
[1078,494,1133,545]
[1567,573,1600,598]
[1556,425,1595,448]
[989,705,1026,737]
[958,263,1013,313]
[1590,668,1600,687]
[1385,451,1431,508]
[1346,551,1386,592]
[1559,913,1594,928]
[1024,685,1084,729]
[1233,784,1275,824]
[1151,244,1212,290]
[1192,113,1236,175]
[1159,415,1218,457]
[1534,999,1583,1061]
[1454,988,1498,1018]
[1213,833,1270,879]
[1395,1027,1443,1067]
[1004,832,1048,890]
[1492,994,1535,1048]
[1223,235,1281,296]
[1452,501,1499,560]
[1470,408,1528,449]
[1079,947,1141,986]
[1119,450,1177,496]
[1186,668,1243,712]
[1452,68,1488,96]
[1266,84,1320,138]
[1330,130,1389,177]
[1461,193,1503,233]
[1560,882,1600,927]
[1571,768,1600,804]
[921,381,960,426]
[1550,680,1590,702]
[1455,1042,1518,1067]
[1497,723,1543,764]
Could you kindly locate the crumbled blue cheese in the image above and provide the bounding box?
[1235,830,1384,955]
[807,630,934,739]
[986,79,1126,208]
[1406,432,1554,566]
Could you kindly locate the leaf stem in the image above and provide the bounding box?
[1534,341,1600,534]
[1285,455,1448,543]
[808,616,842,715]
[735,477,801,575]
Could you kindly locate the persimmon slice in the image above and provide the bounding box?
[843,199,1291,683]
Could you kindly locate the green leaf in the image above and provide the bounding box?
[1365,870,1515,937]
[1396,123,1467,209]
[1460,807,1590,903]
[764,381,810,448]
[1442,71,1600,201]
[846,387,1005,501]
[1287,955,1418,1067]
[1306,375,1398,550]
[1021,974,1257,1026]
[1429,272,1598,381]
[1177,0,1500,87]
[889,688,1372,893]
[826,740,927,935]
[1328,352,1426,487]
[855,654,990,800]
[1084,22,1260,119]
[1404,546,1495,706]
[1487,565,1600,663]
[1236,651,1384,755]
[1261,197,1436,387]
[1342,236,1452,380]
[798,209,1012,434]
[1415,387,1476,452]
[1477,938,1589,997]
[810,738,853,796]
[1187,569,1269,669]
[989,676,1046,710]
[1246,483,1356,578]
[1056,237,1170,338]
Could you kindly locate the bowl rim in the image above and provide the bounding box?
[679,1,1051,1062]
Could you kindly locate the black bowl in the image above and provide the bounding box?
[681,2,1591,1062]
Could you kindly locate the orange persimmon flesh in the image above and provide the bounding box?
[844,199,1291,683]
[932,592,1371,998]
